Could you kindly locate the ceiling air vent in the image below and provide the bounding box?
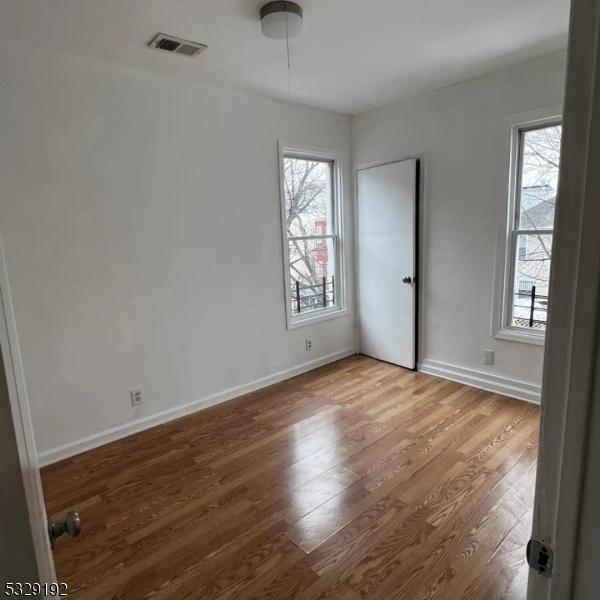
[148,33,207,57]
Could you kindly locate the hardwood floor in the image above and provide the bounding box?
[41,355,540,600]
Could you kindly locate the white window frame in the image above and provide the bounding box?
[492,106,562,346]
[278,143,346,330]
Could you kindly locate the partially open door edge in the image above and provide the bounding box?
[0,234,56,583]
[528,1,600,598]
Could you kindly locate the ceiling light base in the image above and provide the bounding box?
[260,1,303,40]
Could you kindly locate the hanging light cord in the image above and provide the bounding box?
[285,5,292,99]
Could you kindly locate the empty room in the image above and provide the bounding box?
[3,1,600,599]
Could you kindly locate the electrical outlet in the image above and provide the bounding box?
[130,388,143,407]
[483,350,494,366]
[305,339,312,352]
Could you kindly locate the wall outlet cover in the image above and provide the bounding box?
[130,388,143,407]
[483,350,494,366]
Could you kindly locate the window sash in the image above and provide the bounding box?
[512,123,560,231]
[286,234,337,241]
[287,236,340,313]
[504,229,554,330]
[512,228,554,236]
[284,157,337,238]
[507,231,554,332]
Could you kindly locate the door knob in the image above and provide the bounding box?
[402,276,413,284]
[47,511,81,548]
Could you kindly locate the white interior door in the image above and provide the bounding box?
[0,235,56,582]
[357,159,418,369]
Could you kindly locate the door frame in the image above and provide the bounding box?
[527,0,600,598]
[353,154,425,369]
[0,234,56,582]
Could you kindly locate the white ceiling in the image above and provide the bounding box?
[0,0,570,115]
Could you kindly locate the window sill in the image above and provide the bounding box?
[495,328,546,347]
[287,307,349,330]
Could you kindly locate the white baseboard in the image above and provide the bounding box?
[418,359,541,405]
[38,347,357,467]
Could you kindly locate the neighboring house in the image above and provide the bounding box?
[520,184,556,228]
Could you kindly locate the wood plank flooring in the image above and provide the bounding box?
[41,355,540,600]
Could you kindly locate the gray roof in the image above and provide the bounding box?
[521,185,555,230]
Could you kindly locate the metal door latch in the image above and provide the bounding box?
[47,511,81,548]
[527,538,553,576]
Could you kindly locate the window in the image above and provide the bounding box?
[279,147,344,328]
[499,117,562,341]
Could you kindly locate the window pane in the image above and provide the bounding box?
[511,233,552,330]
[284,157,333,237]
[518,124,562,230]
[288,238,337,315]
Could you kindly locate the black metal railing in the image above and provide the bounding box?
[513,285,549,328]
[293,276,335,314]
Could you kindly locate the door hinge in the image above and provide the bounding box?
[527,538,553,577]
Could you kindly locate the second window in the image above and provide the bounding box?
[507,121,562,333]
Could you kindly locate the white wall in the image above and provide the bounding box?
[0,45,354,460]
[353,52,567,396]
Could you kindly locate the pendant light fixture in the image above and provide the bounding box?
[260,1,303,40]
[260,1,303,100]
